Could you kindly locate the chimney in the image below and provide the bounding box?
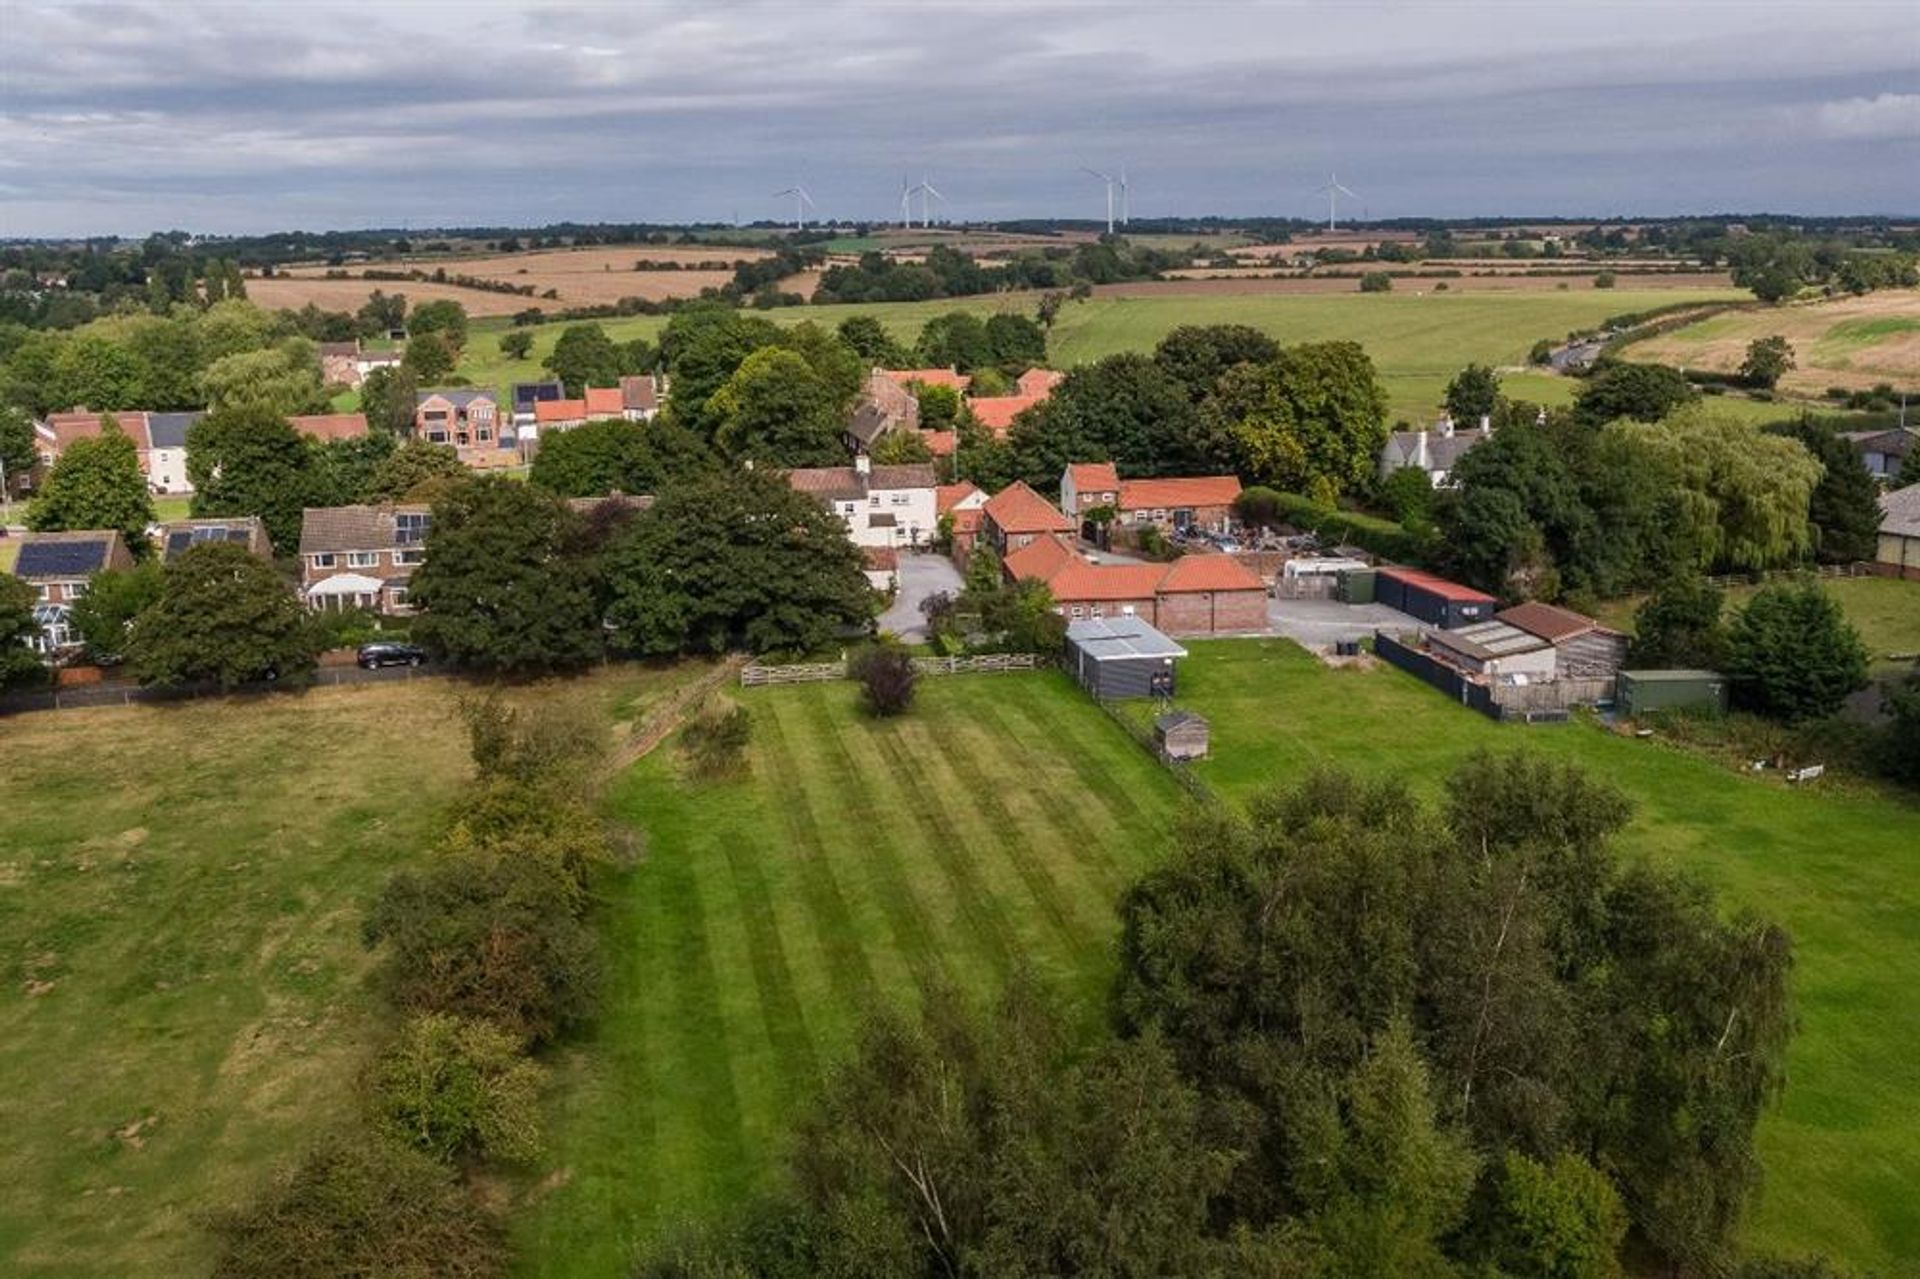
[854,452,871,477]
[1412,430,1430,470]
[1438,414,1454,439]
[1478,414,1491,433]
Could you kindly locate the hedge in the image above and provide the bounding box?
[1267,493,1431,565]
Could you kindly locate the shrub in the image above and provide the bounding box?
[1724,582,1869,722]
[1593,271,1617,289]
[680,705,751,778]
[1268,491,1430,563]
[206,1135,504,1278]
[1359,271,1393,293]
[1529,338,1555,365]
[850,644,917,717]
[374,1014,545,1163]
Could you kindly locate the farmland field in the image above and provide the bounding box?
[1625,289,1920,395]
[1144,639,1920,1272]
[1593,574,1920,667]
[244,274,537,318]
[515,674,1185,1276]
[0,666,695,1277]
[459,286,1748,422]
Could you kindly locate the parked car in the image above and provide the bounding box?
[358,642,426,669]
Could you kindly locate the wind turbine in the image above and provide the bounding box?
[899,177,916,228]
[918,174,946,228]
[1318,173,1357,233]
[772,184,815,230]
[1119,168,1131,227]
[1082,167,1118,234]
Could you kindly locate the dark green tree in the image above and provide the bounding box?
[836,314,909,366]
[367,439,466,502]
[186,405,316,552]
[126,543,316,688]
[1723,581,1870,721]
[1630,573,1727,669]
[1,404,41,492]
[359,364,420,436]
[659,306,782,438]
[709,347,846,467]
[1879,669,1920,788]
[1741,336,1794,389]
[0,576,45,691]
[1728,235,1814,302]
[775,320,864,411]
[355,288,407,338]
[601,466,870,656]
[406,299,469,349]
[1444,363,1501,423]
[527,416,713,498]
[1572,362,1696,426]
[983,312,1048,370]
[1466,1151,1627,1279]
[308,431,398,507]
[543,323,623,395]
[1152,323,1281,401]
[916,310,994,371]
[1009,353,1201,484]
[199,339,327,417]
[1439,420,1589,595]
[400,330,456,382]
[407,477,604,673]
[498,330,533,361]
[1898,448,1920,488]
[27,422,155,556]
[68,561,163,662]
[1202,340,1390,500]
[1782,420,1881,563]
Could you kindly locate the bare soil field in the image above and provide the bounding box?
[1107,271,1731,297]
[245,275,533,317]
[1627,289,1920,393]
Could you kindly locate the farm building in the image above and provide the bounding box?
[1496,600,1629,676]
[1064,617,1186,700]
[1374,567,1497,629]
[1155,709,1210,761]
[1617,670,1729,717]
[1877,484,1920,581]
[1426,619,1557,679]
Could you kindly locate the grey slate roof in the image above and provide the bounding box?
[14,531,118,578]
[1065,616,1188,661]
[1381,427,1489,472]
[161,516,269,561]
[144,410,203,449]
[299,504,432,555]
[417,388,496,409]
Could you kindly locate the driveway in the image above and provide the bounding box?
[1267,597,1422,646]
[878,552,964,641]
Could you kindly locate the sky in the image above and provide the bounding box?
[1,0,1917,238]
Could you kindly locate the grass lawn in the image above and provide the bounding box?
[1155,639,1920,1271]
[0,666,695,1277]
[149,495,192,523]
[1594,575,1920,665]
[515,673,1185,1275]
[460,288,1750,424]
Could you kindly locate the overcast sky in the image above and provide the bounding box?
[2,0,1917,237]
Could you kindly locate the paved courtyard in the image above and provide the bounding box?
[1266,597,1423,646]
[877,551,964,641]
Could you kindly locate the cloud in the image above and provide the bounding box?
[1809,93,1920,139]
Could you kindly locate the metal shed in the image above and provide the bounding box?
[1155,709,1210,761]
[1375,566,1498,629]
[1064,617,1188,700]
[1617,670,1729,717]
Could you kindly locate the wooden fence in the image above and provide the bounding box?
[1085,695,1222,807]
[739,652,1041,687]
[1702,562,1874,589]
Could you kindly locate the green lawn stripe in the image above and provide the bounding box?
[996,674,1157,827]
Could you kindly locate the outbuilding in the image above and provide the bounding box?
[1064,616,1187,700]
[1617,669,1729,717]
[1155,709,1210,761]
[1374,566,1497,629]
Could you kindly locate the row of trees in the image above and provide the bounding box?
[659,755,1807,1277]
[811,238,1182,304]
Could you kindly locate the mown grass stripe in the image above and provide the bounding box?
[751,703,877,1009]
[996,676,1158,829]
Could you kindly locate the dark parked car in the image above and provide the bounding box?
[358,642,427,669]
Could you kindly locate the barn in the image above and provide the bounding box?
[1064,616,1187,700]
[1375,566,1498,629]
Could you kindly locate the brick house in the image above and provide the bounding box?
[34,410,200,493]
[1116,475,1242,534]
[583,386,625,420]
[937,481,989,559]
[1002,534,1266,636]
[414,389,501,454]
[10,530,133,653]
[321,341,400,388]
[1059,462,1121,521]
[788,457,938,549]
[619,375,661,421]
[980,481,1074,556]
[289,412,370,444]
[297,503,431,614]
[159,515,274,562]
[846,370,920,455]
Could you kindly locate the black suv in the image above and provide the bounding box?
[358,642,427,669]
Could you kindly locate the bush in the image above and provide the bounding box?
[1530,338,1555,365]
[1268,491,1430,563]
[1724,581,1870,723]
[1359,271,1393,293]
[680,705,751,778]
[850,644,917,717]
[1593,271,1617,289]
[374,1013,545,1163]
[206,1135,504,1278]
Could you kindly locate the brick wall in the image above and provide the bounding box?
[1155,588,1266,635]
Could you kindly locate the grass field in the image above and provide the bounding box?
[1626,289,1920,396]
[1593,575,1920,665]
[0,667,694,1277]
[1149,639,1920,1271]
[460,287,1747,423]
[514,674,1185,1275]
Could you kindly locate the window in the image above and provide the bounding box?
[348,551,378,568]
[311,552,336,569]
[870,495,881,507]
[842,502,857,516]
[388,587,410,608]
[890,492,910,506]
[1069,605,1085,618]
[477,427,492,443]
[67,580,88,599]
[1089,605,1104,618]
[394,548,424,566]
[395,513,430,545]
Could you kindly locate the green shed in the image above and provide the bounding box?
[1337,568,1377,605]
[1617,669,1728,717]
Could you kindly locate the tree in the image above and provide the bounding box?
[126,543,316,688]
[602,466,870,657]
[1783,420,1880,563]
[659,307,783,439]
[68,561,163,661]
[1723,581,1869,722]
[407,477,604,673]
[374,1013,544,1164]
[868,429,933,464]
[1741,336,1794,389]
[355,288,407,338]
[1879,669,1920,788]
[913,381,962,432]
[1630,573,1727,669]
[1380,465,1436,526]
[836,314,908,366]
[850,643,916,716]
[400,330,456,382]
[0,576,45,691]
[186,405,316,552]
[527,416,712,498]
[1899,447,1920,489]
[979,577,1067,654]
[27,422,155,556]
[983,312,1048,370]
[543,323,623,395]
[1009,353,1201,484]
[1152,324,1281,401]
[776,320,864,411]
[358,364,419,436]
[1358,270,1393,292]
[1468,1152,1627,1279]
[1572,362,1695,427]
[1444,363,1500,423]
[0,404,37,493]
[709,347,846,467]
[916,310,994,371]
[1204,341,1390,500]
[367,439,466,502]
[498,330,533,361]
[406,299,468,349]
[200,338,328,417]
[1728,235,1813,302]
[308,431,398,507]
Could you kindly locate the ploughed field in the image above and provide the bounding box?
[1625,289,1920,395]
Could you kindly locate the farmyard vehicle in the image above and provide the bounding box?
[357,641,426,669]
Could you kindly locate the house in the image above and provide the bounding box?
[787,457,938,550]
[967,393,1046,439]
[1117,475,1242,535]
[1877,483,1920,581]
[1064,616,1186,700]
[583,386,625,420]
[846,370,920,454]
[1016,368,1065,398]
[511,380,566,427]
[1059,462,1121,521]
[1374,566,1497,629]
[298,503,431,614]
[10,530,133,653]
[1005,535,1267,636]
[159,515,273,562]
[879,367,971,395]
[533,397,588,432]
[142,411,201,494]
[414,389,502,455]
[938,481,988,558]
[1378,418,1492,487]
[320,341,401,388]
[980,481,1074,555]
[1496,600,1629,676]
[289,412,370,444]
[1843,427,1916,484]
[619,375,661,421]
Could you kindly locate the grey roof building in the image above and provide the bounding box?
[160,515,272,561]
[1378,420,1492,486]
[143,410,203,450]
[1064,616,1188,700]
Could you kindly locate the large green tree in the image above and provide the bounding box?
[1205,340,1390,500]
[359,364,420,436]
[68,561,164,662]
[1741,336,1794,389]
[1572,362,1696,427]
[1152,323,1281,401]
[836,314,909,366]
[1444,363,1501,423]
[407,477,604,673]
[366,439,466,503]
[0,575,46,690]
[186,405,317,552]
[1723,581,1870,722]
[1613,407,1820,571]
[199,338,328,417]
[1008,353,1202,484]
[915,310,994,371]
[659,306,783,438]
[528,417,713,498]
[602,466,870,656]
[126,542,316,687]
[27,422,155,555]
[1781,419,1881,563]
[406,299,468,349]
[543,323,623,395]
[1630,573,1727,669]
[709,347,846,466]
[0,404,37,498]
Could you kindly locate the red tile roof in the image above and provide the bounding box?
[583,386,624,417]
[983,481,1073,535]
[40,411,148,452]
[1065,462,1121,493]
[1157,554,1264,593]
[950,508,984,538]
[1378,566,1497,604]
[880,367,971,393]
[535,398,587,424]
[936,481,983,515]
[289,412,369,442]
[1016,367,1065,397]
[968,394,1045,436]
[1118,475,1242,511]
[619,375,658,411]
[925,430,956,457]
[1049,560,1168,602]
[1002,533,1080,582]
